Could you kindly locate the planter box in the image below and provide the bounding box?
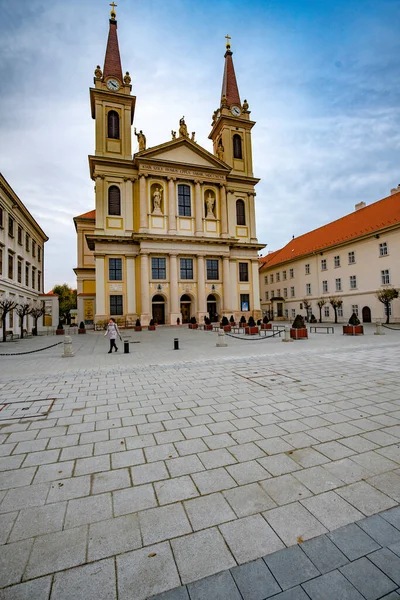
[78,329,86,334]
[290,328,308,340]
[148,326,156,331]
[223,325,231,332]
[343,325,364,335]
[204,324,213,331]
[261,323,272,330]
[134,326,142,332]
[245,326,259,335]
[188,323,198,329]
[56,329,64,335]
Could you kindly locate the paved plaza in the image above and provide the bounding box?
[0,325,399,599]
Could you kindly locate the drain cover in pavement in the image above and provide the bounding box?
[0,398,55,421]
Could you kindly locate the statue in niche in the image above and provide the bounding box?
[134,128,146,151]
[179,116,188,138]
[171,130,176,139]
[205,193,215,219]
[152,187,163,215]
[216,141,224,161]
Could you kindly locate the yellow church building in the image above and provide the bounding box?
[74,7,264,327]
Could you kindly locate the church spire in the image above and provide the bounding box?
[103,3,123,82]
[220,35,241,108]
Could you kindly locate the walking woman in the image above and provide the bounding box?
[104,318,122,353]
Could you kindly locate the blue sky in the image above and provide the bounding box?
[0,0,399,289]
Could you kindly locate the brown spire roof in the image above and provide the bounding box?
[221,44,241,107]
[103,17,123,82]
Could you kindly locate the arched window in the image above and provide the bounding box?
[107,110,120,139]
[236,199,246,225]
[108,186,121,216]
[233,134,242,159]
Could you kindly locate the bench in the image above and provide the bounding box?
[272,325,286,331]
[310,326,334,334]
[259,328,283,337]
[5,330,13,340]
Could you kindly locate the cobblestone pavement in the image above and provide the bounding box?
[0,325,399,599]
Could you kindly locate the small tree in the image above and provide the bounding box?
[29,300,45,335]
[52,284,77,325]
[348,312,360,326]
[15,302,32,339]
[221,316,229,326]
[303,299,311,316]
[316,298,326,323]
[376,287,399,324]
[329,296,343,324]
[0,296,18,342]
[292,314,305,329]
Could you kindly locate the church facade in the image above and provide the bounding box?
[74,7,264,327]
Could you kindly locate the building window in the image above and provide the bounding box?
[206,259,219,280]
[0,248,2,276]
[233,134,243,159]
[284,309,289,318]
[178,184,191,217]
[290,286,295,297]
[17,258,22,283]
[271,290,274,298]
[38,271,41,292]
[264,276,268,284]
[291,309,296,318]
[108,186,121,216]
[384,303,392,317]
[110,295,123,315]
[240,294,250,311]
[337,305,343,317]
[109,258,122,281]
[349,275,357,289]
[239,262,249,282]
[379,242,388,256]
[0,206,3,228]
[321,259,327,271]
[152,257,166,279]
[32,240,36,257]
[289,268,294,278]
[334,255,340,268]
[322,280,328,293]
[32,267,36,290]
[107,110,120,139]
[25,233,30,252]
[335,278,342,291]
[8,253,13,279]
[306,283,311,295]
[180,258,193,280]
[305,264,310,275]
[38,247,41,263]
[236,199,246,225]
[324,306,330,317]
[277,288,281,297]
[265,291,269,300]
[8,216,14,237]
[282,270,287,280]
[9,309,13,328]
[351,304,359,316]
[381,269,390,285]
[276,272,280,282]
[25,264,29,286]
[348,251,355,264]
[283,288,287,298]
[17,225,23,245]
[270,274,274,284]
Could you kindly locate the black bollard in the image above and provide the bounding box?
[124,340,130,354]
[174,338,179,350]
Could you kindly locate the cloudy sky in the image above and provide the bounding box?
[0,0,399,290]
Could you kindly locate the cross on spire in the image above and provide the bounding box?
[225,34,231,49]
[110,2,117,18]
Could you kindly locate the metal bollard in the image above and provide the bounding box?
[62,335,74,357]
[124,340,130,353]
[282,326,294,343]
[216,330,228,347]
[174,338,179,350]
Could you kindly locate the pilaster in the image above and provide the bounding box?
[95,255,106,316]
[169,253,181,324]
[139,174,148,232]
[168,177,177,233]
[126,256,136,314]
[220,184,228,238]
[195,180,203,235]
[140,252,150,325]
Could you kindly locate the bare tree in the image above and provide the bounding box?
[15,303,32,339]
[329,296,343,324]
[376,287,399,324]
[29,301,45,335]
[316,298,327,323]
[0,296,18,342]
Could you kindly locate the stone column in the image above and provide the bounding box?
[220,184,228,238]
[197,255,207,320]
[248,192,257,242]
[223,257,231,313]
[126,256,136,315]
[95,255,106,317]
[252,259,261,318]
[169,253,181,324]
[95,176,105,230]
[140,252,150,325]
[168,177,176,233]
[230,260,238,311]
[195,180,203,234]
[226,188,235,237]
[139,175,148,231]
[124,177,134,231]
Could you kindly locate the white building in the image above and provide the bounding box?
[260,186,400,323]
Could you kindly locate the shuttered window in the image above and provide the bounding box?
[236,200,246,225]
[108,186,121,216]
[233,134,242,159]
[107,110,120,139]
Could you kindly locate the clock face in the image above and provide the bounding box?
[231,106,241,117]
[107,79,120,92]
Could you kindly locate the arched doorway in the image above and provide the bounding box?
[180,294,191,324]
[152,294,165,325]
[362,306,371,323]
[207,294,218,322]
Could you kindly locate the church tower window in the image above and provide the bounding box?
[178,184,191,217]
[107,110,120,139]
[233,134,242,159]
[236,199,246,225]
[108,185,121,215]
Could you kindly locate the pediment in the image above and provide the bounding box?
[135,138,230,172]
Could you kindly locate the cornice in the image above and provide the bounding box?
[89,87,136,123]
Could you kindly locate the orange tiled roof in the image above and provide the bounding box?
[75,209,95,220]
[221,49,241,107]
[260,190,400,270]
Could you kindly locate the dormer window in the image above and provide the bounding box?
[107,110,120,139]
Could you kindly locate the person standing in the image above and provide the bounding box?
[104,318,122,353]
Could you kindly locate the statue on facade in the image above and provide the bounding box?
[171,130,176,139]
[216,141,224,161]
[152,187,163,214]
[134,128,146,151]
[191,132,196,142]
[94,65,103,79]
[179,117,188,138]
[242,99,249,112]
[124,71,131,85]
[221,94,228,107]
[205,193,215,219]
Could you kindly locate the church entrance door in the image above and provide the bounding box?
[180,294,191,324]
[152,295,165,325]
[207,294,218,322]
[362,306,371,323]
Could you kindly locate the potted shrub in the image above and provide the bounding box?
[221,316,231,332]
[310,314,317,324]
[56,322,64,335]
[290,314,308,339]
[204,317,213,331]
[240,315,246,327]
[78,321,86,334]
[229,315,235,326]
[188,316,198,330]
[261,315,272,330]
[343,312,364,335]
[148,318,156,331]
[245,316,259,335]
[135,318,142,332]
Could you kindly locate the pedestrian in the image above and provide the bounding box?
[104,318,122,353]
